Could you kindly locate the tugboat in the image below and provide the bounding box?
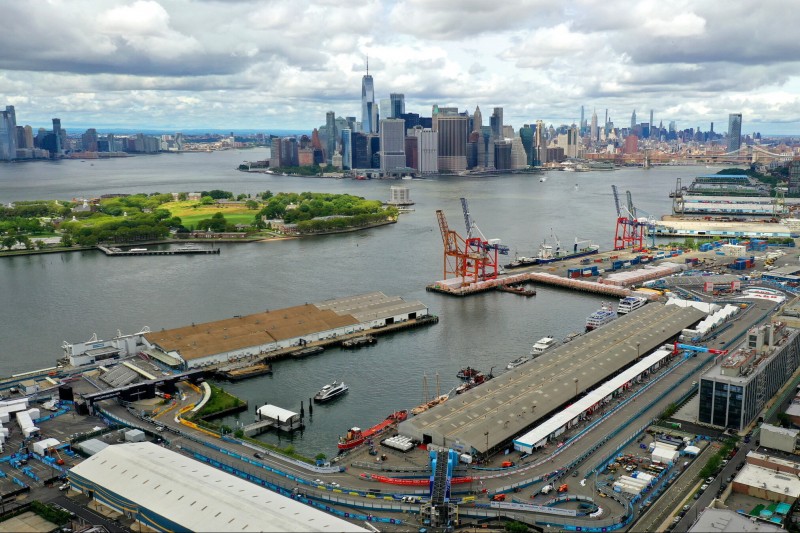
[313,381,349,403]
[455,369,494,394]
[457,367,481,380]
[337,410,409,451]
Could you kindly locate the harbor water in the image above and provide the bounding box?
[0,151,700,456]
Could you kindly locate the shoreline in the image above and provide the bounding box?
[0,220,397,258]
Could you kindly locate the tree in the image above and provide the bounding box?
[178,192,188,201]
[236,193,248,201]
[504,521,529,533]
[200,196,215,205]
[2,236,16,250]
[60,234,73,247]
[245,200,259,210]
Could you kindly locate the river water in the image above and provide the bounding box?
[0,151,700,456]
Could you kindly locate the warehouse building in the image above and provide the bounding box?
[760,424,799,454]
[67,442,367,532]
[698,324,800,430]
[142,292,429,369]
[398,303,706,455]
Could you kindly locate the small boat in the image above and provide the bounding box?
[342,335,377,349]
[457,367,480,380]
[562,332,582,344]
[129,248,148,252]
[617,296,647,315]
[291,346,324,359]
[410,394,448,416]
[313,381,349,403]
[539,177,547,182]
[337,410,409,450]
[456,372,492,394]
[507,355,531,370]
[531,336,558,356]
[585,303,618,332]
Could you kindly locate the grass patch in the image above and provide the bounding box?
[240,435,316,464]
[162,200,259,228]
[191,383,246,419]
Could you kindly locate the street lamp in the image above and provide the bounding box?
[484,431,489,455]
[574,377,579,397]
[636,342,641,359]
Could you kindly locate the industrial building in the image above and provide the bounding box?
[689,509,784,533]
[760,423,799,454]
[398,303,706,455]
[67,442,367,532]
[733,463,800,504]
[138,292,429,369]
[698,324,800,430]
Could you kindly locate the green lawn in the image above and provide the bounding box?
[162,200,259,228]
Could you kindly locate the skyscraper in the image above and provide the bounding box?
[52,118,63,155]
[649,110,654,137]
[0,105,17,160]
[534,120,547,166]
[490,107,503,139]
[580,106,585,135]
[379,118,406,174]
[436,115,468,172]
[472,106,482,133]
[590,110,598,143]
[630,110,636,130]
[390,94,405,119]
[361,61,377,134]
[727,113,742,153]
[325,111,337,163]
[341,128,352,170]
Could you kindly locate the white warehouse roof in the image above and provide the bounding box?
[514,347,674,452]
[69,442,367,532]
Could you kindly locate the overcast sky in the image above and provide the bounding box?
[2,0,800,135]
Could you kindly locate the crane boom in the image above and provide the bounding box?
[611,185,622,217]
[436,210,457,253]
[626,190,636,220]
[460,198,473,238]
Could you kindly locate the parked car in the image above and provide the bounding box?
[700,484,709,491]
[683,505,691,512]
[706,477,715,484]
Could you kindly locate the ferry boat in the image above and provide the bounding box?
[313,381,349,403]
[337,410,409,451]
[530,336,558,356]
[617,296,647,315]
[585,303,618,332]
[507,355,532,370]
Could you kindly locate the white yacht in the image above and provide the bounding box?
[617,296,647,315]
[507,355,532,370]
[313,381,349,403]
[530,337,558,356]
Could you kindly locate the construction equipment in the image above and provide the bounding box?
[612,185,647,251]
[435,199,509,287]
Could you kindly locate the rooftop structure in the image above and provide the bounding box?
[688,508,783,533]
[699,325,800,430]
[734,463,800,504]
[68,442,367,532]
[399,303,706,454]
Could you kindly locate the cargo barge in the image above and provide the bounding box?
[506,237,600,269]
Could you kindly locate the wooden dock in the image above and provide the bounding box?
[98,245,220,256]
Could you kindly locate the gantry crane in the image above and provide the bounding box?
[435,200,509,287]
[611,185,647,251]
[460,198,509,281]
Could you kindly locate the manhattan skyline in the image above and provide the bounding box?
[2,0,800,134]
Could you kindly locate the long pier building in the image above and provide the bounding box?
[398,302,707,456]
[141,292,429,369]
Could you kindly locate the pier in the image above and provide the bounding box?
[98,245,220,256]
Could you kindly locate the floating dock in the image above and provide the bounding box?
[215,361,272,381]
[98,245,220,256]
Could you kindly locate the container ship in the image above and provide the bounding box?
[506,236,599,269]
[338,410,409,451]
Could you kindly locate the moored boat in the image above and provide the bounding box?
[455,372,492,394]
[585,303,618,332]
[410,394,448,416]
[457,367,480,380]
[507,355,532,370]
[562,332,582,343]
[617,296,647,315]
[313,380,349,403]
[530,336,558,356]
[338,410,409,450]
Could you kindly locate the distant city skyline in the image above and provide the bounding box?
[2,1,800,134]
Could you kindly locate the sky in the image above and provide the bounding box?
[2,0,800,135]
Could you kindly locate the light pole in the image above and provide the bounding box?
[636,342,641,360]
[574,377,579,397]
[484,431,489,457]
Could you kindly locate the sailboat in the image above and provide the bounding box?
[410,372,448,415]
